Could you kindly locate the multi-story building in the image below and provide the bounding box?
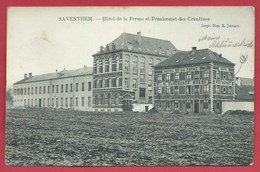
[92,32,177,112]
[12,66,93,111]
[153,47,235,114]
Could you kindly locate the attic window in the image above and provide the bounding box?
[190,58,194,61]
[202,57,206,59]
[176,60,179,63]
[138,47,141,50]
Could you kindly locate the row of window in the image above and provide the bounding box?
[14,82,92,96]
[156,70,232,82]
[156,100,210,111]
[155,85,233,95]
[20,96,91,108]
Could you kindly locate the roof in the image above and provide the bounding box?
[14,67,93,85]
[235,85,254,101]
[236,77,254,87]
[154,48,235,68]
[94,32,177,56]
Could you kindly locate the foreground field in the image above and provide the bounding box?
[6,109,254,166]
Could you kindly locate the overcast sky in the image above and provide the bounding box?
[7,7,255,88]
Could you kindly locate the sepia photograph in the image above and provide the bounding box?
[6,7,255,166]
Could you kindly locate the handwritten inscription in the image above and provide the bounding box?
[198,35,254,48]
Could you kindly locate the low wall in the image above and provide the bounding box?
[222,101,254,114]
[133,103,153,112]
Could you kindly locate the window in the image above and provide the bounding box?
[194,85,200,94]
[99,60,103,73]
[43,98,45,107]
[52,85,54,93]
[216,85,220,94]
[31,99,33,106]
[186,72,191,80]
[47,86,50,93]
[133,79,137,89]
[195,71,200,79]
[35,87,37,94]
[52,98,54,107]
[174,101,179,111]
[186,100,192,111]
[139,88,146,98]
[222,87,227,93]
[56,85,59,93]
[216,71,220,79]
[125,78,129,89]
[148,65,153,75]
[203,100,208,110]
[204,70,209,79]
[140,74,145,83]
[105,79,110,87]
[56,98,59,107]
[175,73,179,80]
[61,98,63,107]
[158,87,162,94]
[43,86,46,94]
[61,85,63,93]
[112,78,117,87]
[24,99,26,106]
[158,74,162,81]
[47,98,49,107]
[105,59,109,72]
[70,97,73,107]
[112,58,116,71]
[82,97,84,107]
[65,98,68,107]
[75,97,78,107]
[133,57,138,73]
[140,57,145,73]
[28,88,30,95]
[31,87,34,95]
[88,96,91,107]
[125,61,130,73]
[99,80,103,88]
[66,84,68,92]
[186,86,192,95]
[119,78,122,87]
[166,101,171,110]
[24,88,26,95]
[223,75,227,80]
[166,87,170,94]
[70,83,73,92]
[82,82,85,91]
[39,87,41,94]
[148,80,152,90]
[203,85,209,93]
[88,82,91,91]
[76,83,79,91]
[166,73,170,81]
[174,86,179,94]
[35,99,37,106]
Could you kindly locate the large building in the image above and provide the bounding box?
[12,66,93,111]
[153,47,235,114]
[92,32,177,112]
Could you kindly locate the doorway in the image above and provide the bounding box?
[194,100,199,113]
[39,99,42,108]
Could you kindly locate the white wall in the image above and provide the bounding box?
[222,101,254,114]
[133,103,153,112]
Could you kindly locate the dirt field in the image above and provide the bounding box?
[5,109,254,166]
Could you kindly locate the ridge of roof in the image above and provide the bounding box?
[154,48,235,68]
[14,67,93,85]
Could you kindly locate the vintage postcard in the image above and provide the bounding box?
[6,7,254,166]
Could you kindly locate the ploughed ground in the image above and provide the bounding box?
[6,109,254,166]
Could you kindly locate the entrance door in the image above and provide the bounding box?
[39,99,42,108]
[194,100,199,113]
[145,106,149,112]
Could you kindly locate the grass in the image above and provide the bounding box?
[5,108,254,166]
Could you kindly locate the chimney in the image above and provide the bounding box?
[106,44,109,51]
[84,65,86,68]
[219,54,222,58]
[137,31,141,45]
[29,73,32,78]
[56,69,58,73]
[192,47,197,54]
[24,73,27,79]
[100,46,104,52]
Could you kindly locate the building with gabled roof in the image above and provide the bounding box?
[153,47,235,114]
[13,66,93,111]
[92,32,178,112]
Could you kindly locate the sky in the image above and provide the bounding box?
[6,7,255,88]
